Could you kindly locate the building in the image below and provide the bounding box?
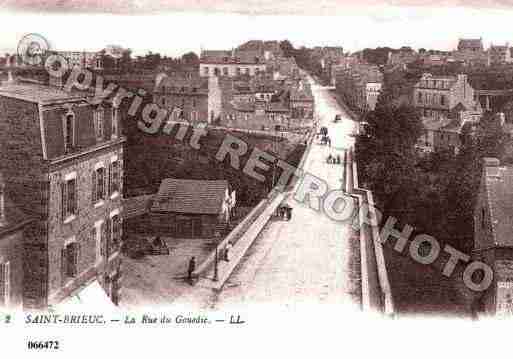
[51,50,103,69]
[413,73,480,120]
[267,57,300,79]
[150,179,232,237]
[237,40,284,60]
[0,79,124,309]
[387,49,419,67]
[226,98,291,131]
[488,44,512,66]
[457,38,484,52]
[335,64,383,113]
[473,158,513,316]
[290,82,314,119]
[330,56,359,86]
[199,49,266,78]
[453,39,488,67]
[0,173,33,308]
[154,72,210,123]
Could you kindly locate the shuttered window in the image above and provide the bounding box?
[64,114,75,153]
[94,108,104,141]
[62,178,77,220]
[92,166,106,204]
[101,221,107,257]
[61,242,79,281]
[105,218,112,258]
[111,215,121,252]
[0,262,10,306]
[111,107,119,139]
[109,161,120,195]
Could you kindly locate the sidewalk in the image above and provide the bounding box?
[196,191,287,291]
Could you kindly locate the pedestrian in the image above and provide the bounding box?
[328,137,331,147]
[187,256,196,284]
[287,207,293,221]
[224,241,233,262]
[337,154,341,164]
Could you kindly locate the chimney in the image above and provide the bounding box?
[0,173,5,226]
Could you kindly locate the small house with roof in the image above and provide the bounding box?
[150,179,232,238]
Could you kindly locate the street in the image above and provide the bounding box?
[211,79,361,309]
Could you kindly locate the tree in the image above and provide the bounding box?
[279,40,295,58]
[181,52,199,65]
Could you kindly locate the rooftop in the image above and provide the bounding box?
[0,82,84,104]
[151,178,229,215]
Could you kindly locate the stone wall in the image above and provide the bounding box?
[46,145,124,302]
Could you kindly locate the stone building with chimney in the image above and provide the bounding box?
[0,78,124,309]
[199,49,266,78]
[413,73,481,120]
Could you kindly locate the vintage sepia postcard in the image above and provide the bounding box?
[0,0,512,356]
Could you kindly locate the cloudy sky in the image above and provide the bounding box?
[1,1,513,56]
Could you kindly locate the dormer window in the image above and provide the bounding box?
[63,111,75,153]
[94,106,104,141]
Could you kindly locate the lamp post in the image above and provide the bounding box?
[213,230,220,282]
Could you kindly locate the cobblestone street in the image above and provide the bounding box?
[211,79,361,308]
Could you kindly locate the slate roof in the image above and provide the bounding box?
[0,82,84,104]
[151,178,228,215]
[482,164,513,247]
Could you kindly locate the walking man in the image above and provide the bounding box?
[187,256,196,285]
[224,241,233,262]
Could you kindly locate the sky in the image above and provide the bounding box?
[1,1,513,57]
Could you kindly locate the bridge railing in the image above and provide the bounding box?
[346,148,395,316]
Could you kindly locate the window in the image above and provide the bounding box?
[94,107,104,141]
[111,107,119,139]
[192,99,197,108]
[418,92,423,103]
[440,95,446,106]
[92,165,106,204]
[109,212,122,256]
[62,174,77,221]
[0,261,10,307]
[64,112,75,152]
[223,67,229,76]
[191,111,198,123]
[109,158,120,198]
[94,220,104,266]
[481,208,485,228]
[61,240,79,281]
